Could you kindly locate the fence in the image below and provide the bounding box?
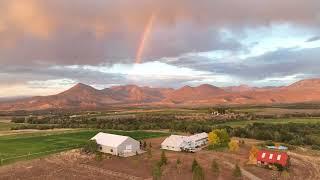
[0,144,82,165]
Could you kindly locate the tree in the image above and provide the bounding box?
[176,158,181,165]
[83,140,99,154]
[208,132,220,146]
[143,141,147,149]
[215,129,230,144]
[248,145,259,164]
[232,164,242,179]
[208,129,230,148]
[228,140,239,152]
[192,159,199,172]
[147,147,152,158]
[152,162,162,180]
[192,163,205,180]
[211,159,219,175]
[160,151,167,166]
[176,158,182,174]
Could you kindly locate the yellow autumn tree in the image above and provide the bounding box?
[228,140,239,152]
[248,145,259,164]
[208,131,220,146]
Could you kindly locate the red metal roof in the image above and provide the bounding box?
[256,150,289,166]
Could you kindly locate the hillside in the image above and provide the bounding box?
[1,78,320,110]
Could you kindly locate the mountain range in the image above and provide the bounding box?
[1,78,320,111]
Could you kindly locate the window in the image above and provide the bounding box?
[277,155,281,160]
[269,154,273,159]
[262,153,266,158]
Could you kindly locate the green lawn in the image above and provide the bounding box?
[0,130,168,165]
[219,118,320,127]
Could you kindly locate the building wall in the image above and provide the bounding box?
[99,145,118,155]
[161,144,181,151]
[193,138,208,147]
[117,137,140,155]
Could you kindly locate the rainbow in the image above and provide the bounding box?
[135,13,156,64]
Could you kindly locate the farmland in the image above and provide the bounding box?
[0,106,320,179]
[219,117,320,127]
[0,136,319,180]
[0,130,168,165]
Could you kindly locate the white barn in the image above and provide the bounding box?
[189,132,208,148]
[91,132,140,157]
[161,132,208,152]
[161,135,192,151]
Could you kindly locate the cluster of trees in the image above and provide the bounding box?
[230,123,320,147]
[11,114,235,134]
[208,129,230,149]
[11,124,59,130]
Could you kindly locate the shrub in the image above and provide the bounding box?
[265,140,275,146]
[83,140,99,154]
[228,140,240,152]
[311,144,320,150]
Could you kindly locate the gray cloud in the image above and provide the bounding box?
[165,47,320,80]
[306,36,320,42]
[0,0,319,66]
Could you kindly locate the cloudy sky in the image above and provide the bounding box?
[1,0,320,97]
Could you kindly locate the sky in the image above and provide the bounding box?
[1,0,320,97]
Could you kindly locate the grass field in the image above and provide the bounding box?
[0,122,17,131]
[0,130,168,165]
[219,118,320,127]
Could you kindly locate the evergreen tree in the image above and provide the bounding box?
[147,147,152,158]
[192,164,204,180]
[152,162,162,180]
[160,151,167,166]
[143,141,147,149]
[192,159,199,171]
[233,163,242,179]
[211,159,219,175]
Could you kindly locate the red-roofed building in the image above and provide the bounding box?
[256,150,290,168]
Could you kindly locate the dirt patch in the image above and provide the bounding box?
[0,137,318,180]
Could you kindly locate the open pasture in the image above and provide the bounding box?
[0,130,168,165]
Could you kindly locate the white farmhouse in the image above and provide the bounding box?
[161,132,208,152]
[91,132,140,157]
[189,132,208,148]
[161,135,192,151]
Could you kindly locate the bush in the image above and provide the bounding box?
[311,144,320,150]
[83,140,99,154]
[228,140,240,152]
[265,140,275,146]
